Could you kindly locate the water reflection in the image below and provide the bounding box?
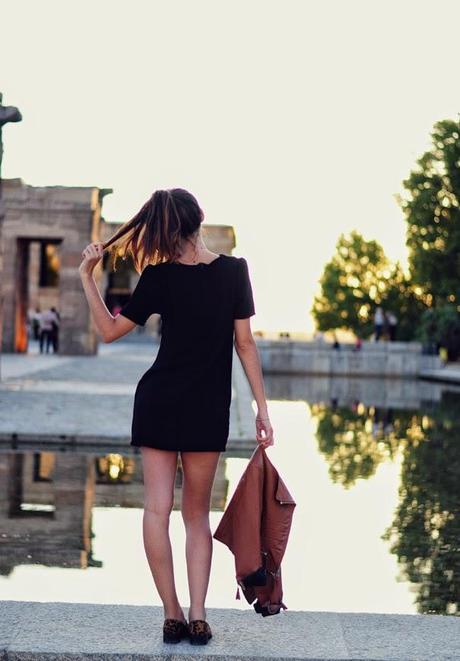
[312,403,410,487]
[1,376,459,616]
[263,374,459,617]
[381,392,460,617]
[0,448,248,575]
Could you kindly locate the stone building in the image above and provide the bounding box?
[0,178,236,355]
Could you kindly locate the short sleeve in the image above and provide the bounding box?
[233,257,256,319]
[118,265,161,326]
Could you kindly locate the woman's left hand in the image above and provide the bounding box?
[255,415,274,448]
[79,242,105,276]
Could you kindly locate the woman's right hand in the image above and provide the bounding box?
[255,414,274,448]
[79,241,105,277]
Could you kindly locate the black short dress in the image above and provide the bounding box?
[119,253,255,452]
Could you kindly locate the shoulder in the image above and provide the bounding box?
[134,262,166,286]
[223,254,249,270]
[143,262,168,275]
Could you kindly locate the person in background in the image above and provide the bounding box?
[50,307,60,353]
[387,310,398,341]
[31,307,41,340]
[39,307,60,354]
[374,306,385,341]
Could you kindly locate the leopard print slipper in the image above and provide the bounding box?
[188,619,213,645]
[163,618,189,644]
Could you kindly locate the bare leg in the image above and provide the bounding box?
[180,450,221,621]
[141,446,185,621]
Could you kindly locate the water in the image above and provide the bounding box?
[1,376,459,616]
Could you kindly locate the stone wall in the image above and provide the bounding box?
[257,339,443,377]
[1,178,111,355]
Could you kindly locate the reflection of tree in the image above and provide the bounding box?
[382,392,460,615]
[311,402,413,488]
[311,394,460,615]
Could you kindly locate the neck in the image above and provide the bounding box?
[176,232,212,263]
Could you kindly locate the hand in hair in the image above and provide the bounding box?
[79,241,105,276]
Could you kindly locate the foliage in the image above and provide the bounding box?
[382,392,460,615]
[311,231,424,339]
[399,118,460,308]
[312,402,411,488]
[312,393,460,614]
[415,304,460,360]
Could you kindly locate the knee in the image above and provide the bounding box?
[144,498,173,521]
[181,503,210,529]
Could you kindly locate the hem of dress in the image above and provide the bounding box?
[131,442,227,452]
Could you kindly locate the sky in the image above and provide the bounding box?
[2,0,460,333]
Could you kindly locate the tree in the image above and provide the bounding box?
[399,118,460,308]
[416,304,460,360]
[312,402,407,487]
[312,231,424,339]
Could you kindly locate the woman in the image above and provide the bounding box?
[79,188,274,646]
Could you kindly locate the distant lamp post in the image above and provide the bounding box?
[0,93,22,371]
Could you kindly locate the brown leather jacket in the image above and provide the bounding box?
[213,445,296,616]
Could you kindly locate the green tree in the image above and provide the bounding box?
[312,231,424,339]
[399,118,460,307]
[416,304,460,360]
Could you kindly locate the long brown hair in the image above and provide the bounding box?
[103,188,204,273]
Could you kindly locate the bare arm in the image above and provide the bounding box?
[79,241,136,343]
[234,317,274,446]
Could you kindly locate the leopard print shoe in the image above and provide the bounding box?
[188,619,213,645]
[163,618,189,644]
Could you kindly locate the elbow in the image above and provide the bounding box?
[234,336,256,352]
[101,329,114,344]
[102,318,118,344]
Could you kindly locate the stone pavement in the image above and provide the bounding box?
[1,601,459,660]
[0,339,256,452]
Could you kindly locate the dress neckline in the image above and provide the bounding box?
[170,253,223,267]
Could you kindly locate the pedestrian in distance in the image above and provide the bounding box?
[374,306,385,341]
[79,187,274,646]
[387,310,398,342]
[38,307,59,354]
[30,306,41,340]
[50,306,60,353]
[332,332,341,350]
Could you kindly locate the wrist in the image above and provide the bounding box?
[256,406,269,417]
[79,269,94,281]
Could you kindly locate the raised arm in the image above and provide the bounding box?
[79,241,137,343]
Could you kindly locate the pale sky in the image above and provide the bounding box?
[2,0,460,333]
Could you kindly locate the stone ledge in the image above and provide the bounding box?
[1,601,459,660]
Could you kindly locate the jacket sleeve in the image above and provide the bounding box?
[213,451,264,579]
[263,469,296,568]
